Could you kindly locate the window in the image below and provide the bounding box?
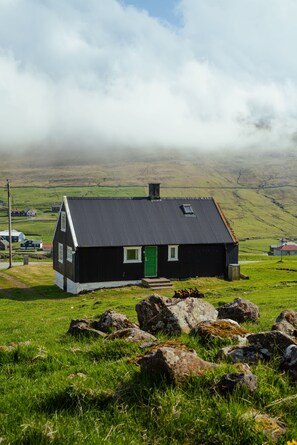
[67,246,73,263]
[61,211,66,232]
[181,204,195,216]
[168,245,179,261]
[58,243,63,263]
[123,246,142,263]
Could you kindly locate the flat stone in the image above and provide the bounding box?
[272,310,297,337]
[247,331,296,356]
[218,344,270,364]
[67,319,106,338]
[106,328,157,344]
[94,310,138,333]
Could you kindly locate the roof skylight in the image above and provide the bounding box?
[181,204,195,215]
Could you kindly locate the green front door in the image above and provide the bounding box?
[144,246,157,277]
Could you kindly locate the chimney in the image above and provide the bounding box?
[148,183,160,200]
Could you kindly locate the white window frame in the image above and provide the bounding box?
[58,243,63,263]
[123,246,142,264]
[67,246,73,263]
[61,211,66,232]
[168,245,179,261]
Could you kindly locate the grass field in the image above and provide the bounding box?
[1,259,297,444]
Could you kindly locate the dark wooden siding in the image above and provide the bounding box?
[76,243,230,284]
[53,203,76,282]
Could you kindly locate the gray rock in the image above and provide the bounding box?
[280,344,297,380]
[95,310,138,333]
[191,319,248,341]
[136,295,217,335]
[218,298,259,323]
[106,328,157,344]
[218,344,270,363]
[138,346,218,384]
[135,294,172,329]
[247,331,296,356]
[213,372,257,395]
[272,310,297,337]
[67,319,106,338]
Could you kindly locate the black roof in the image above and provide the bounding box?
[66,197,236,247]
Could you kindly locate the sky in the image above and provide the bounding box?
[1,0,297,154]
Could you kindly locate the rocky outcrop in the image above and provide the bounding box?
[272,310,297,337]
[106,328,157,344]
[67,319,106,338]
[138,346,218,384]
[244,411,286,443]
[136,295,217,335]
[218,298,259,323]
[191,319,248,341]
[95,310,138,333]
[280,344,297,380]
[213,372,257,395]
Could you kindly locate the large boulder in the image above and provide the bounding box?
[247,331,296,356]
[136,295,217,335]
[272,310,297,337]
[138,346,217,384]
[279,344,297,380]
[106,328,157,344]
[213,372,257,395]
[218,298,259,323]
[95,310,138,333]
[67,319,106,338]
[191,319,248,342]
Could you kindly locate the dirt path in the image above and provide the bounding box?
[0,272,36,298]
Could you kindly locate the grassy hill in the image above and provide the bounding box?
[0,149,297,243]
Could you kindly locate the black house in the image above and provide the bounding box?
[53,184,238,294]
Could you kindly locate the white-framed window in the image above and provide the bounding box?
[61,211,66,232]
[67,246,73,263]
[168,245,179,261]
[58,242,63,263]
[123,246,142,263]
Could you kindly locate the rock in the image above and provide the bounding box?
[272,310,297,337]
[67,319,106,338]
[247,331,296,356]
[136,295,217,335]
[217,344,270,364]
[106,328,157,344]
[135,294,172,329]
[213,372,257,395]
[138,346,218,384]
[95,310,138,333]
[191,319,248,341]
[244,410,286,443]
[280,344,297,380]
[218,298,259,323]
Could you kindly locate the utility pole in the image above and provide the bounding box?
[7,179,12,268]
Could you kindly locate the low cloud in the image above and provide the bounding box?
[0,0,297,154]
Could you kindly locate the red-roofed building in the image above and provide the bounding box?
[270,242,297,256]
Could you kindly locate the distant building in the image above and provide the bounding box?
[20,239,43,249]
[0,238,9,250]
[269,242,297,256]
[51,204,61,213]
[0,230,26,242]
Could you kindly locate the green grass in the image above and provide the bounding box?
[1,260,297,443]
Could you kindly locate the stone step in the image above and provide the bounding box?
[142,277,173,289]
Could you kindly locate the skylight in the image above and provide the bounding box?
[181,204,195,215]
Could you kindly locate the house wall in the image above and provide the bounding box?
[75,243,232,284]
[53,203,76,284]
